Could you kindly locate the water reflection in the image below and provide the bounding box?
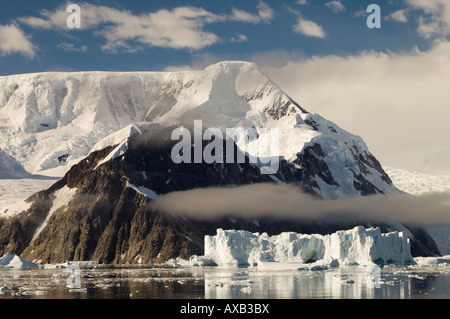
[0,265,449,299]
[203,266,450,299]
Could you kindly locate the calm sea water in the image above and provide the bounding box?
[0,264,449,299]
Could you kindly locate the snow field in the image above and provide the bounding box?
[385,167,450,195]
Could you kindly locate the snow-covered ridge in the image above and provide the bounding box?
[0,61,399,198]
[0,61,295,174]
[199,226,414,267]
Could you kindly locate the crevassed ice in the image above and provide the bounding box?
[203,226,414,266]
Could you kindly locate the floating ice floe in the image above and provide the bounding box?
[0,253,38,269]
[413,255,450,266]
[39,260,100,269]
[193,226,415,267]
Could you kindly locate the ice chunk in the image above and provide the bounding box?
[413,255,450,266]
[0,253,38,268]
[202,226,414,267]
[204,229,327,266]
[167,259,181,268]
[187,255,217,266]
[323,226,413,265]
[39,260,100,269]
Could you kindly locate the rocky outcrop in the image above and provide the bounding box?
[0,128,288,263]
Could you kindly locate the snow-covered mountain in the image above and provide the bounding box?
[0,61,397,199]
[3,61,429,265]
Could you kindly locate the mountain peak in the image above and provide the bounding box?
[0,61,398,199]
[203,60,258,72]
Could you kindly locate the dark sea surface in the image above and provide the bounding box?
[1,264,449,299]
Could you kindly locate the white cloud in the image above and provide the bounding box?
[257,1,274,21]
[387,9,408,23]
[297,0,308,5]
[406,0,446,12]
[18,2,274,52]
[406,0,450,38]
[231,8,263,24]
[101,6,224,52]
[19,5,223,51]
[231,1,273,23]
[288,6,326,39]
[0,24,36,58]
[353,9,367,18]
[259,41,450,171]
[251,49,308,68]
[325,1,345,13]
[230,34,248,43]
[17,8,68,29]
[293,18,327,38]
[154,183,450,225]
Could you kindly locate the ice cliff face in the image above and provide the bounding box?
[204,226,414,266]
[0,61,397,198]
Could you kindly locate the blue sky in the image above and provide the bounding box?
[1,0,449,171]
[0,0,440,75]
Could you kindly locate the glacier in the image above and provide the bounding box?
[200,226,414,267]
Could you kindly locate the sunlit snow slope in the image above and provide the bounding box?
[0,61,398,199]
[385,167,450,195]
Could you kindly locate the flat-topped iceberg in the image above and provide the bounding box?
[202,226,414,267]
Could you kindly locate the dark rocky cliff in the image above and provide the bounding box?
[0,127,440,264]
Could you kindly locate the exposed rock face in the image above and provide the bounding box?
[0,127,440,264]
[0,128,288,263]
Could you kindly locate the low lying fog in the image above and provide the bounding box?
[153,183,450,226]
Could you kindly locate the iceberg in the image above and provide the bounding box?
[0,253,38,269]
[203,226,414,267]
